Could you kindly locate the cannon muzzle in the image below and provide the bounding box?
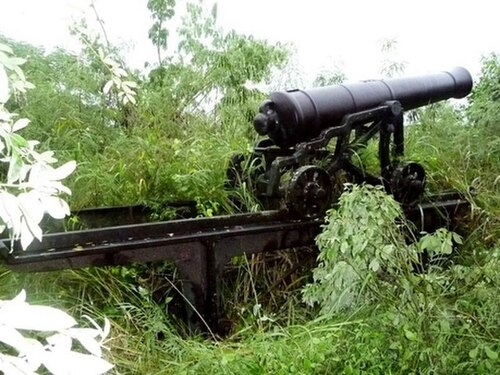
[254,67,473,148]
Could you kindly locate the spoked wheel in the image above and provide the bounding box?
[287,165,332,219]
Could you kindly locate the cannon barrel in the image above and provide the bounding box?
[254,67,473,148]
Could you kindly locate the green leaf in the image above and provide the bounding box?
[484,346,498,360]
[404,329,417,341]
[452,232,463,244]
[469,347,479,359]
[439,319,450,333]
[122,80,138,88]
[7,151,23,183]
[369,259,380,272]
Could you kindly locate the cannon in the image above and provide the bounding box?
[254,67,472,148]
[229,67,473,219]
[2,68,473,333]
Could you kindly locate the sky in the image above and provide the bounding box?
[0,0,499,85]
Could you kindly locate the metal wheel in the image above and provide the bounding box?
[390,162,426,206]
[287,165,332,219]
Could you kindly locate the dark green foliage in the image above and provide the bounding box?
[303,185,499,374]
[312,69,346,87]
[405,104,499,242]
[467,53,500,131]
[2,38,107,139]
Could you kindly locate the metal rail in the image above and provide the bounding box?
[0,194,468,331]
[1,210,319,329]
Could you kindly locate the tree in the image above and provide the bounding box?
[467,53,500,132]
[379,38,406,78]
[147,0,176,65]
[142,1,287,127]
[313,69,346,87]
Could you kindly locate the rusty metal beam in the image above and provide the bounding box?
[0,194,468,331]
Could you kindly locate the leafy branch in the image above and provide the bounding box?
[71,23,138,107]
[0,42,75,249]
[0,290,113,374]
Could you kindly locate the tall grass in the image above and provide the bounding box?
[405,103,499,242]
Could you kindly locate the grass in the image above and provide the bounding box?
[3,251,497,374]
[405,104,499,242]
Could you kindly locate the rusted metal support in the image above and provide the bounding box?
[1,194,467,332]
[1,210,320,331]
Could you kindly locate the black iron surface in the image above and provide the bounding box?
[254,67,473,147]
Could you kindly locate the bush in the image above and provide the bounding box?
[302,185,499,373]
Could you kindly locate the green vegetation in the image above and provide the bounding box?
[1,1,286,212]
[0,2,499,373]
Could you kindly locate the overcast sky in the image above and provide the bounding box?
[0,0,498,85]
